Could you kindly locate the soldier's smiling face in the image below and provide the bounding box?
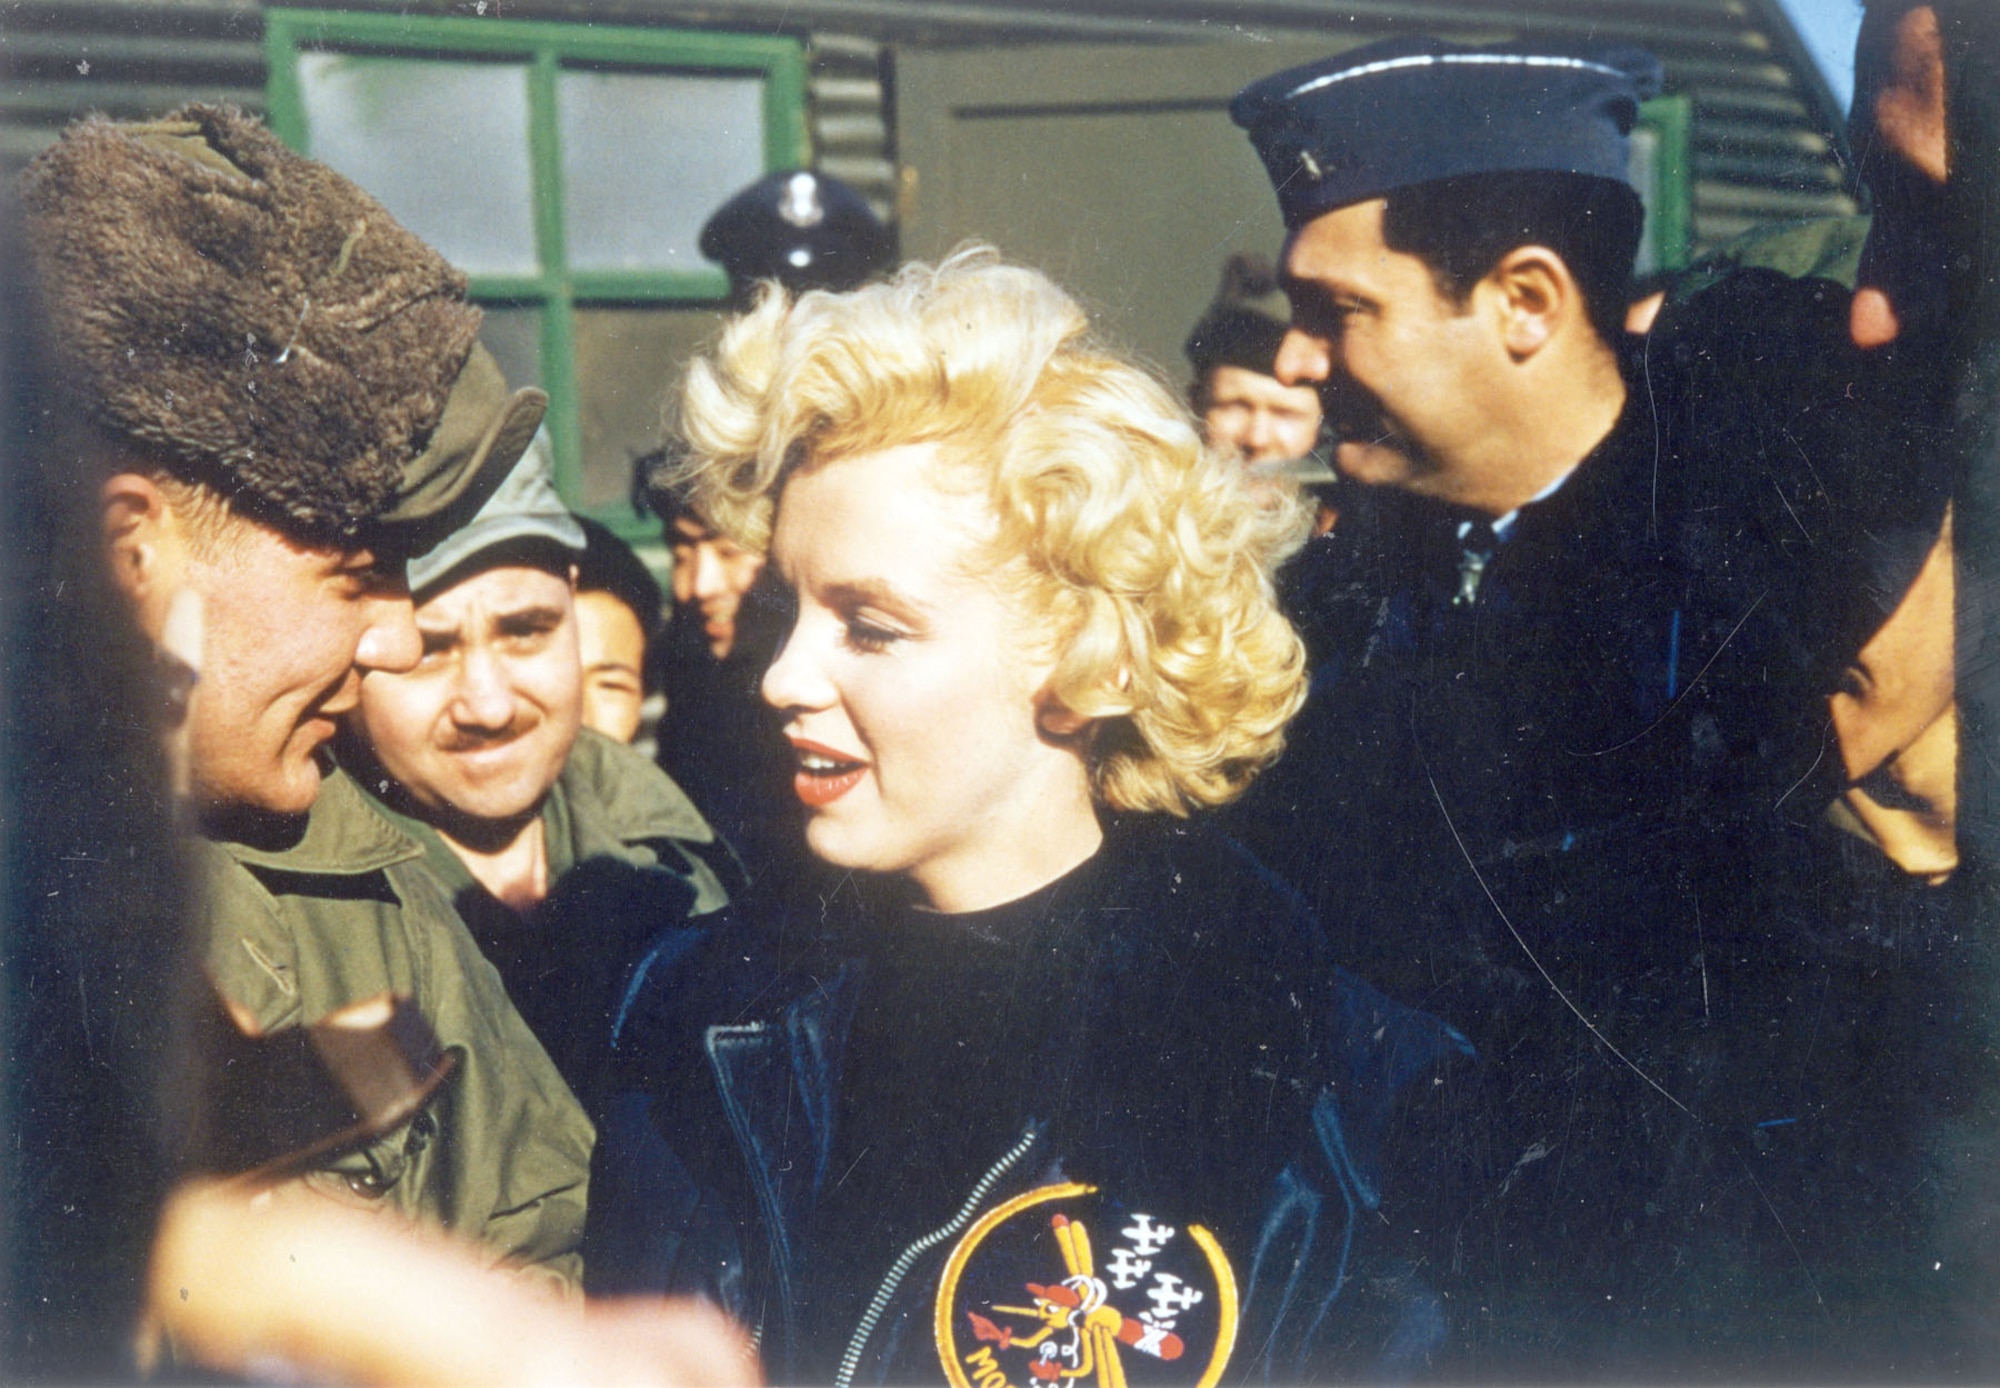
[100,477,425,820]
[1275,198,1505,503]
[354,562,583,829]
[183,524,421,818]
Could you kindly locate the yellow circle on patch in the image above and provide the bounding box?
[935,1182,1238,1388]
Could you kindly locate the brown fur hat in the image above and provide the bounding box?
[21,103,485,537]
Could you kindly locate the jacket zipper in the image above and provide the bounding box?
[832,1125,1042,1388]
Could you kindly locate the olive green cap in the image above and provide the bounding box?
[374,342,549,556]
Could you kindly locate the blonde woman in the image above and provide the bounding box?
[588,249,1472,1386]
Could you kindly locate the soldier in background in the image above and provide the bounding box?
[574,516,664,746]
[1185,252,1325,475]
[700,167,895,308]
[642,169,896,886]
[1184,252,1372,670]
[339,437,733,1109]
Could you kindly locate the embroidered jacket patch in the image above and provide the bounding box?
[935,1182,1238,1387]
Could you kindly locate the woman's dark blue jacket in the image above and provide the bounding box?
[586,817,1475,1386]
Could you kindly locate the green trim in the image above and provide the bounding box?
[262,23,305,147]
[761,43,811,167]
[263,7,805,524]
[1639,94,1693,273]
[265,9,800,72]
[569,268,734,301]
[525,50,579,505]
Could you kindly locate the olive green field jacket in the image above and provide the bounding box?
[191,766,593,1292]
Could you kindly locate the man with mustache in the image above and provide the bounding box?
[1225,8,1984,1374]
[21,104,594,1290]
[341,434,734,1111]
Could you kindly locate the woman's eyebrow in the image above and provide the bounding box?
[822,576,932,617]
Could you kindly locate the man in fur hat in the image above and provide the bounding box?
[22,104,594,1289]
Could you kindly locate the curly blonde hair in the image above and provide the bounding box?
[669,245,1307,814]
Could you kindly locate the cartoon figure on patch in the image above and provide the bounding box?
[936,1183,1238,1388]
[986,1215,1189,1380]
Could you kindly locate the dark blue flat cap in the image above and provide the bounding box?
[1231,36,1663,229]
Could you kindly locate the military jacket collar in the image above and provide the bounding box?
[205,764,423,877]
[359,729,720,891]
[560,728,716,855]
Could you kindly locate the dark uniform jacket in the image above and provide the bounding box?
[587,817,1475,1385]
[655,577,802,887]
[1229,269,1961,1374]
[193,765,594,1291]
[365,728,736,1111]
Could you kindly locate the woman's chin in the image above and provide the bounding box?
[802,819,876,875]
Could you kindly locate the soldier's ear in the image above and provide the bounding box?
[1486,246,1570,360]
[101,472,190,638]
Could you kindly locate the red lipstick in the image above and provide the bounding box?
[788,737,866,808]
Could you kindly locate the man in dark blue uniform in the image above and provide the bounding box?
[1227,13,1982,1375]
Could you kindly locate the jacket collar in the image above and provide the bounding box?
[205,765,424,876]
[560,728,716,851]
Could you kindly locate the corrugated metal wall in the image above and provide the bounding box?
[0,1,264,173]
[806,32,897,223]
[726,0,1860,253]
[1,0,1853,252]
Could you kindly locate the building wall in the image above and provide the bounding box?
[1,0,1855,238]
[1,0,1856,496]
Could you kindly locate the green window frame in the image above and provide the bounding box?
[1634,94,1693,276]
[264,8,806,536]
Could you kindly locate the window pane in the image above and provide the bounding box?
[558,68,766,273]
[573,305,725,512]
[477,305,544,393]
[299,52,539,276]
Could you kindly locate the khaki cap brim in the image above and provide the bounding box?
[370,342,548,555]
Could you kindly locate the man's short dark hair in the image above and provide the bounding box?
[1379,170,1643,343]
[575,516,663,640]
[634,445,712,531]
